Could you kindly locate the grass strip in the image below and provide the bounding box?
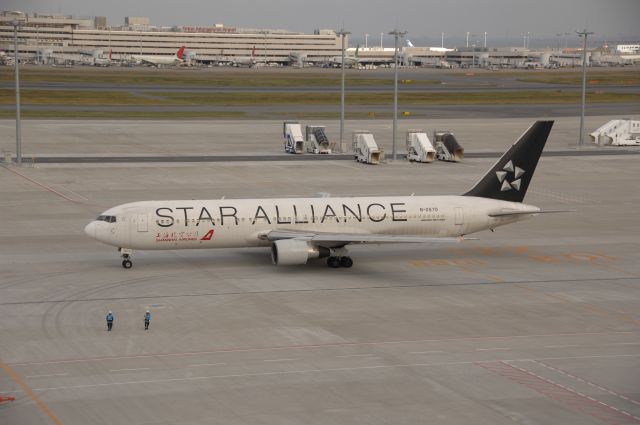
[0,67,418,87]
[1,89,637,106]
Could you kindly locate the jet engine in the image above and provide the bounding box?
[270,239,330,266]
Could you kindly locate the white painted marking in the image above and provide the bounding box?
[476,347,511,351]
[263,358,298,363]
[335,354,376,358]
[409,351,444,355]
[543,344,581,349]
[25,373,68,378]
[504,361,640,422]
[10,330,637,367]
[109,368,150,373]
[533,360,640,406]
[54,185,89,201]
[611,342,640,346]
[187,363,227,368]
[30,353,640,393]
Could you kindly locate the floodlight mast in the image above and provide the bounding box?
[577,29,594,146]
[389,29,407,161]
[10,11,26,166]
[336,29,350,153]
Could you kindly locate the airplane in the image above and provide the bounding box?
[132,46,185,67]
[231,46,261,67]
[93,49,112,67]
[85,121,557,269]
[329,45,360,67]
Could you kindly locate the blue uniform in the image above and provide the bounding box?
[106,313,114,331]
[144,312,151,330]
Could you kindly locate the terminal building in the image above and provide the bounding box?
[0,11,343,65]
[1,11,638,68]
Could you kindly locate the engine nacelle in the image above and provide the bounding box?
[271,239,330,266]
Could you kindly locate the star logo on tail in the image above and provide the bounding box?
[496,160,525,191]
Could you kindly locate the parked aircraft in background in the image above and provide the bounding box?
[85,122,559,269]
[132,46,185,66]
[329,45,360,67]
[231,46,263,67]
[93,49,112,66]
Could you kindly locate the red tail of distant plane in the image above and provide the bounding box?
[251,46,256,57]
[176,46,186,59]
[108,48,112,60]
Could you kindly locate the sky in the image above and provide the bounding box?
[5,0,640,47]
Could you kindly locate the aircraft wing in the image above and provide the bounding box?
[266,230,463,245]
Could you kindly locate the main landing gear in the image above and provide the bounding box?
[119,248,133,269]
[326,248,353,268]
[327,256,353,268]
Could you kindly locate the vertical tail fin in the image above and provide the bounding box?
[251,46,256,57]
[464,121,554,203]
[176,46,186,59]
[108,48,112,60]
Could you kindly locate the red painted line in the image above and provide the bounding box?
[478,361,640,424]
[1,164,101,206]
[8,330,638,367]
[533,360,640,406]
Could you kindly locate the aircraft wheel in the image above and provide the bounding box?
[327,257,340,268]
[339,256,353,268]
[122,259,133,269]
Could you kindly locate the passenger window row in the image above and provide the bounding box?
[97,215,116,223]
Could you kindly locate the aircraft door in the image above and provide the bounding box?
[454,207,464,225]
[137,214,149,232]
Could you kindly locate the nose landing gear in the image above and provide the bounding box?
[119,248,133,269]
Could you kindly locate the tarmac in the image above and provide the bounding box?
[0,117,639,425]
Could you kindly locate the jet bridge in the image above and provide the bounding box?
[406,130,436,163]
[305,125,332,154]
[433,131,464,162]
[283,121,304,154]
[352,131,383,164]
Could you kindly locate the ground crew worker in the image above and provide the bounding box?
[144,310,151,330]
[106,311,114,331]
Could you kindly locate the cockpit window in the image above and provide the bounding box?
[96,215,116,223]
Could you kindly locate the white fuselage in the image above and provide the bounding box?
[132,55,182,66]
[85,195,539,251]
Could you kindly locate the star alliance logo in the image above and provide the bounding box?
[496,160,525,191]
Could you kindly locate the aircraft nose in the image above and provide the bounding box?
[84,221,96,238]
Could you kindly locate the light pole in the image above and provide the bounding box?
[336,29,350,153]
[380,32,383,49]
[577,29,594,146]
[466,31,470,48]
[11,11,26,166]
[365,33,369,49]
[441,32,444,48]
[389,29,407,162]
[484,31,487,48]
